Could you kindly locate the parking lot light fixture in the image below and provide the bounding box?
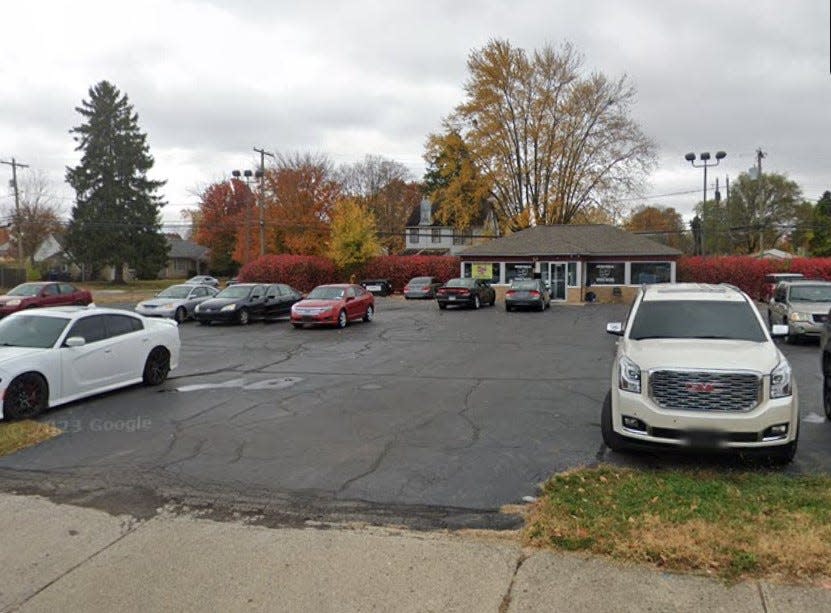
[685,150,726,255]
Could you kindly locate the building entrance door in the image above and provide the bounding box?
[550,263,566,300]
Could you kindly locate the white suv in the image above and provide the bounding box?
[604,283,798,464]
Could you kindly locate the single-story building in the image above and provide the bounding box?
[161,234,209,279]
[458,224,682,303]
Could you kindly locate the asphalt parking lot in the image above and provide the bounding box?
[0,298,829,528]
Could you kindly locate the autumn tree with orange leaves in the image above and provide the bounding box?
[624,204,690,252]
[191,178,251,274]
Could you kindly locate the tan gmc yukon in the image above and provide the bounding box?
[603,283,798,464]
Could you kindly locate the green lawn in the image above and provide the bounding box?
[524,465,831,582]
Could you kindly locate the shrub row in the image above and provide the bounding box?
[357,255,460,292]
[677,256,831,300]
[238,254,461,293]
[238,255,337,292]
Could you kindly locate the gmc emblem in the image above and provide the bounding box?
[685,382,719,393]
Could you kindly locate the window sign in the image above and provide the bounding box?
[505,263,534,283]
[631,262,671,284]
[587,263,624,285]
[469,262,499,282]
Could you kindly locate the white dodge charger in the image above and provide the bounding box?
[0,306,180,421]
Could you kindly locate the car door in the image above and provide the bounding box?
[60,315,121,397]
[344,286,361,319]
[263,284,282,317]
[186,286,208,316]
[279,285,302,314]
[248,285,267,318]
[103,314,148,379]
[39,284,63,307]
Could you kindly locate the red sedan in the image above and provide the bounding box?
[290,284,374,329]
[0,282,93,317]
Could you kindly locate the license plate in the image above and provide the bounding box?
[367,285,381,291]
[302,316,315,322]
[683,429,727,450]
[449,296,456,301]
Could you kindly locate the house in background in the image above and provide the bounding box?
[754,248,794,260]
[0,228,14,261]
[402,198,500,256]
[161,234,209,279]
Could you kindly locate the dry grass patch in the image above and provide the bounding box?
[524,465,831,582]
[0,420,61,456]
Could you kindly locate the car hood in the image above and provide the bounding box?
[621,339,781,374]
[295,299,341,308]
[0,346,47,367]
[0,295,31,303]
[200,298,244,308]
[138,298,186,308]
[789,301,831,313]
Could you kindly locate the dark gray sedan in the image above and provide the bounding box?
[505,279,550,312]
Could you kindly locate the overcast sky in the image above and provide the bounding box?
[1,0,828,229]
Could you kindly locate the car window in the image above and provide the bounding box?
[252,285,265,298]
[66,315,107,344]
[345,287,356,298]
[42,284,59,296]
[106,314,143,337]
[266,285,281,298]
[58,283,77,294]
[0,314,70,348]
[788,284,831,302]
[278,284,294,296]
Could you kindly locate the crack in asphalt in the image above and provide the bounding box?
[335,437,398,496]
[459,379,484,447]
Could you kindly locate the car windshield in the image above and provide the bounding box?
[766,274,802,283]
[445,279,474,288]
[0,315,70,348]
[216,286,252,299]
[157,286,192,299]
[7,283,44,297]
[629,300,766,342]
[410,277,432,284]
[789,285,831,302]
[511,280,538,290]
[306,286,345,300]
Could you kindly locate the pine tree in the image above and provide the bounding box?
[65,81,168,282]
[810,191,831,256]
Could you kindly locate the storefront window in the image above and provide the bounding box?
[631,262,672,284]
[505,263,534,283]
[567,262,578,287]
[587,263,625,285]
[463,262,499,283]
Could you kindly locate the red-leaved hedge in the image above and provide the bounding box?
[357,255,461,292]
[678,256,831,300]
[238,255,337,291]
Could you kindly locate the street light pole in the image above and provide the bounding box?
[685,151,726,255]
[231,169,256,265]
[253,147,274,256]
[0,157,28,269]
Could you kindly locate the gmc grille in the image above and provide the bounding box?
[649,370,762,412]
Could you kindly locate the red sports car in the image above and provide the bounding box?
[290,284,374,329]
[0,282,93,317]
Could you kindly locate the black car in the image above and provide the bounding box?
[436,278,496,310]
[505,278,551,311]
[360,279,393,296]
[193,283,268,325]
[261,283,304,321]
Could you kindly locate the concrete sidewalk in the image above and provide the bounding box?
[1,494,828,612]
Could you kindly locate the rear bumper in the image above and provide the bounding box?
[506,298,544,308]
[437,296,475,307]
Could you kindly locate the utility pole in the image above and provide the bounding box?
[0,157,29,269]
[756,148,766,251]
[253,147,274,256]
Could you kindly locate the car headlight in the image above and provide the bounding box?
[6,299,21,307]
[159,303,176,309]
[221,304,237,311]
[618,356,642,393]
[770,360,792,399]
[195,304,202,312]
[789,312,811,322]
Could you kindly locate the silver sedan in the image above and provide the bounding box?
[136,284,219,323]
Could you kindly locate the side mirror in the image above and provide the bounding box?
[606,322,624,336]
[771,324,789,337]
[65,336,86,347]
[252,295,261,300]
[346,296,355,302]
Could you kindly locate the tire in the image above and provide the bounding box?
[601,391,628,452]
[767,310,773,329]
[767,426,799,466]
[438,302,447,310]
[198,320,211,326]
[174,307,187,324]
[292,323,303,329]
[143,347,170,386]
[4,373,48,420]
[538,301,545,312]
[823,355,831,419]
[506,304,512,312]
[237,308,250,325]
[363,305,374,322]
[336,309,347,329]
[473,295,480,310]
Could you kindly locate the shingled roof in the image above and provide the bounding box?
[458,225,681,258]
[167,236,209,261]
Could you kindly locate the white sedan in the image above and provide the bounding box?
[0,306,180,421]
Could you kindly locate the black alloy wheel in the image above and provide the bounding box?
[4,373,48,420]
[143,347,171,386]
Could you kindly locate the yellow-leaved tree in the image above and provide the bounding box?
[328,198,381,276]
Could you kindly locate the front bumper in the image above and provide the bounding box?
[194,309,239,323]
[136,306,176,318]
[789,321,823,337]
[290,310,338,326]
[612,388,799,449]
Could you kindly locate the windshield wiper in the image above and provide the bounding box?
[0,342,19,347]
